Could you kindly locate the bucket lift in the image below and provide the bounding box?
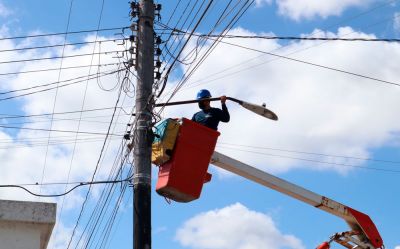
[153,118,384,249]
[211,151,383,249]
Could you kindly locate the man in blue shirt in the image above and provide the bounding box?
[191,89,230,130]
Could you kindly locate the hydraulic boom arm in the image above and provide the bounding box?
[211,151,384,249]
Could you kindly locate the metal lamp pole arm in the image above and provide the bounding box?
[154,96,278,121]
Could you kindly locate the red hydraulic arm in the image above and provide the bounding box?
[211,151,384,249]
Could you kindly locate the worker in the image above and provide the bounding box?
[191,89,230,130]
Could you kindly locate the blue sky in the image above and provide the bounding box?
[0,1,399,249]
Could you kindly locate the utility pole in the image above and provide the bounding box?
[132,0,154,248]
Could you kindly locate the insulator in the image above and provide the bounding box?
[130,24,138,31]
[155,36,162,45]
[129,46,135,55]
[128,58,135,67]
[155,61,162,68]
[155,4,162,11]
[155,48,162,56]
[129,35,136,42]
[155,72,161,80]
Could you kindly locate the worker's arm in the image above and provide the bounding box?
[220,96,230,122]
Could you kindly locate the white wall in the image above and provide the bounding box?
[0,221,41,249]
[0,200,56,249]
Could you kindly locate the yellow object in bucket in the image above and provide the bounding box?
[151,119,180,165]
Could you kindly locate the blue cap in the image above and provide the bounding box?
[196,89,212,100]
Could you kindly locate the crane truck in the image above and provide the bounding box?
[153,98,384,249]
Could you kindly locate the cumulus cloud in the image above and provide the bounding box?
[275,0,373,20]
[47,222,75,249]
[175,203,304,249]
[0,1,11,18]
[0,26,132,248]
[394,246,400,249]
[0,32,129,198]
[255,0,272,8]
[161,26,400,174]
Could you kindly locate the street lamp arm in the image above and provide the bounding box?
[154,96,278,121]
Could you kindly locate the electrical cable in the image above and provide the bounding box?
[162,2,400,92]
[173,32,400,42]
[69,89,135,248]
[38,0,76,198]
[74,119,134,249]
[0,67,123,95]
[199,36,400,87]
[0,106,132,120]
[217,146,400,173]
[0,38,126,54]
[58,0,110,232]
[0,27,129,41]
[3,115,127,126]
[0,179,131,198]
[218,142,400,165]
[0,62,121,76]
[158,0,253,108]
[0,124,123,136]
[0,68,124,102]
[154,0,215,100]
[155,0,204,80]
[66,82,124,249]
[0,137,122,150]
[0,50,126,65]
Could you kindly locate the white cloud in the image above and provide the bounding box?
[0,26,132,248]
[275,0,373,20]
[255,0,272,8]
[394,246,400,249]
[161,27,400,175]
[47,222,75,249]
[394,12,400,33]
[0,1,11,18]
[175,203,304,249]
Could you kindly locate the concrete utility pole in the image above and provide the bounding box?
[132,0,154,248]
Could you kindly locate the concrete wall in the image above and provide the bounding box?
[0,200,56,249]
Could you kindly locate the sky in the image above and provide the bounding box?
[0,0,399,249]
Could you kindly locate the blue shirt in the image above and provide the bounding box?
[191,104,230,130]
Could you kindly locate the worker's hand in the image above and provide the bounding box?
[220,95,227,104]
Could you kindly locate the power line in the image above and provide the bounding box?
[0,179,130,198]
[201,36,400,87]
[168,3,400,93]
[0,124,123,136]
[66,83,125,249]
[3,115,127,127]
[0,38,126,54]
[0,26,129,41]
[0,62,120,76]
[58,1,111,243]
[38,0,76,198]
[74,104,134,249]
[0,50,125,65]
[173,31,400,42]
[217,146,400,173]
[158,0,254,106]
[218,142,400,164]
[0,137,121,150]
[0,68,124,102]
[0,67,123,95]
[0,106,131,119]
